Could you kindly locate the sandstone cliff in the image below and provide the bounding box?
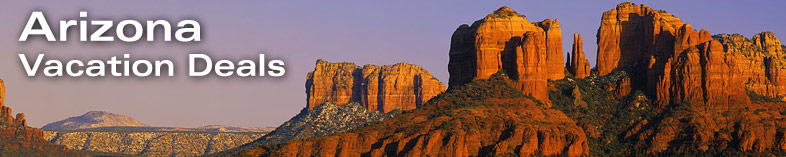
[714,32,786,98]
[448,6,564,103]
[0,79,26,127]
[42,111,147,130]
[593,2,786,154]
[0,78,78,156]
[44,130,263,156]
[567,33,591,78]
[595,2,751,107]
[596,2,685,76]
[238,73,588,156]
[306,59,445,113]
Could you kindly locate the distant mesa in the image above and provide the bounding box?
[306,59,446,113]
[42,111,147,130]
[42,111,274,132]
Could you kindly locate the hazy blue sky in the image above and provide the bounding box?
[1,1,784,128]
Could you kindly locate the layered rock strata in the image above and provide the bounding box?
[448,6,565,103]
[596,2,685,76]
[594,2,786,153]
[306,59,445,113]
[714,32,786,98]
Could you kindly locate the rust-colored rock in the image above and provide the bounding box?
[506,31,550,104]
[567,33,591,78]
[0,79,24,127]
[0,77,78,156]
[650,25,748,107]
[306,59,446,113]
[715,32,786,98]
[0,78,4,106]
[240,75,588,156]
[614,78,631,98]
[596,2,749,107]
[448,6,563,103]
[596,2,685,75]
[594,3,786,154]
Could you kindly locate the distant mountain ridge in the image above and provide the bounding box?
[77,125,275,133]
[42,111,147,130]
[42,111,274,132]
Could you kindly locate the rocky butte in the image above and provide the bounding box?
[448,6,565,104]
[306,59,446,113]
[593,2,786,154]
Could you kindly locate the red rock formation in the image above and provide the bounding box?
[715,32,786,98]
[614,78,631,98]
[448,6,563,103]
[240,75,588,156]
[505,31,550,103]
[0,78,77,156]
[534,19,566,80]
[649,25,750,107]
[594,3,785,154]
[596,2,685,76]
[567,33,591,78]
[306,59,446,113]
[305,60,361,109]
[0,78,24,127]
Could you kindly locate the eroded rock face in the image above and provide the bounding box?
[567,33,591,78]
[715,32,786,98]
[0,79,28,128]
[448,6,564,103]
[650,25,750,107]
[594,3,785,154]
[596,2,685,76]
[306,59,445,113]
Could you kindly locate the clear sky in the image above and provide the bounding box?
[0,1,784,128]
